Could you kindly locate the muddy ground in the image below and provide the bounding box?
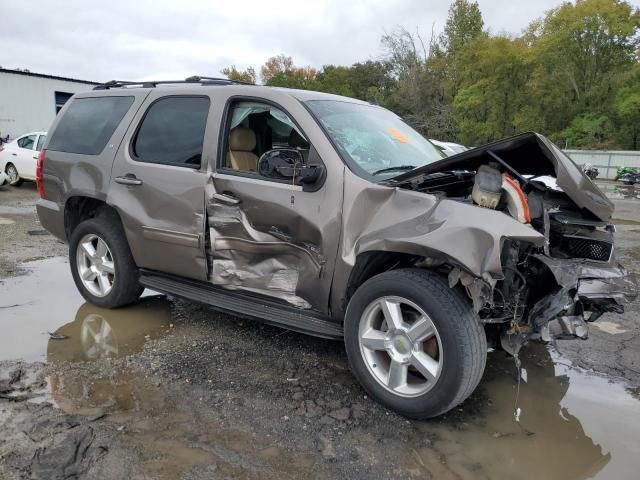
[1,181,639,479]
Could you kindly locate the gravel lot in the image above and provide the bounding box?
[1,180,639,479]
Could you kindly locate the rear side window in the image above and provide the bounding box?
[36,135,47,151]
[132,96,210,168]
[47,96,134,155]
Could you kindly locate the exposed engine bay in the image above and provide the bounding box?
[387,133,637,353]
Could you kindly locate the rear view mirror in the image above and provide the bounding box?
[258,148,323,185]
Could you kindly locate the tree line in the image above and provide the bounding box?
[222,0,640,150]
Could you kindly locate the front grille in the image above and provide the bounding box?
[557,235,613,262]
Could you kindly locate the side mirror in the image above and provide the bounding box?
[258,148,323,185]
[278,163,323,184]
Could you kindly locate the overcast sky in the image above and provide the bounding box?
[2,0,640,83]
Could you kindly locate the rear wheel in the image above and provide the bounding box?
[6,163,23,186]
[69,209,143,308]
[344,268,487,419]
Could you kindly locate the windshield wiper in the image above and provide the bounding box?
[371,165,417,176]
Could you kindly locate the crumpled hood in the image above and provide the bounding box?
[387,132,614,221]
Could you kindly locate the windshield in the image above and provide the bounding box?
[306,100,444,179]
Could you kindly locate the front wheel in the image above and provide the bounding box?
[344,268,487,419]
[69,209,143,308]
[6,163,23,186]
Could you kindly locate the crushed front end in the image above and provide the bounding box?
[386,132,638,354]
[490,233,636,354]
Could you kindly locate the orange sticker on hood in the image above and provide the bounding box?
[388,127,410,144]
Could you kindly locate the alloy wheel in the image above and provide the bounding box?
[76,234,116,298]
[358,296,443,397]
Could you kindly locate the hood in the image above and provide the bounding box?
[387,132,614,221]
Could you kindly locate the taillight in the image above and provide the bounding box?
[36,149,45,198]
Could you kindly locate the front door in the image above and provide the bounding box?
[208,98,343,312]
[108,93,212,281]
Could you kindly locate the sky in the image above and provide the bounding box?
[2,0,639,83]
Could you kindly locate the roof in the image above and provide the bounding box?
[80,78,371,105]
[0,68,100,85]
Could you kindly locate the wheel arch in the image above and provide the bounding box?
[344,251,467,312]
[64,196,122,240]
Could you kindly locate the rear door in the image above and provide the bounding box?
[14,134,38,179]
[108,92,212,281]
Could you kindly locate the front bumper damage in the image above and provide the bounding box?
[528,255,637,342]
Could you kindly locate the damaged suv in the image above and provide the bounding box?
[37,78,637,418]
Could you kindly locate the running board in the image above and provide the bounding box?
[139,270,344,340]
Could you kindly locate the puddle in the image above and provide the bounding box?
[46,297,172,415]
[595,182,640,200]
[0,257,170,362]
[0,257,85,361]
[47,297,172,363]
[409,343,640,479]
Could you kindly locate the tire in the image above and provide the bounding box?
[6,163,23,186]
[69,208,143,308]
[344,268,487,419]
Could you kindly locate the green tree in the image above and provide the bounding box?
[613,65,640,149]
[561,113,612,149]
[260,54,317,86]
[441,0,485,99]
[521,0,640,139]
[220,65,256,84]
[381,28,455,140]
[441,0,484,56]
[453,36,530,145]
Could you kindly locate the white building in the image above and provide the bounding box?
[0,68,99,140]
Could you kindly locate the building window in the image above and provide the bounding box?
[55,91,73,114]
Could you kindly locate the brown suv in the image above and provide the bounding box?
[36,77,637,418]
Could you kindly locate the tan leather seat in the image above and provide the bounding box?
[227,127,258,172]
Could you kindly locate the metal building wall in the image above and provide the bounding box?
[0,71,95,139]
[565,149,640,179]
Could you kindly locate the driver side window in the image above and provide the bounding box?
[223,101,309,175]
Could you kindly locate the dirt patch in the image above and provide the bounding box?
[0,184,66,278]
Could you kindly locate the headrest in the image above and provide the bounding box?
[288,129,309,149]
[229,127,256,152]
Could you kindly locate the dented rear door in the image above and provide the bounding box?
[108,91,213,281]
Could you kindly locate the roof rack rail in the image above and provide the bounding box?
[93,76,254,90]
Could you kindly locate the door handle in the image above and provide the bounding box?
[213,192,240,205]
[115,175,143,186]
[11,153,17,156]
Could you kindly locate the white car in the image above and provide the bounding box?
[0,131,47,186]
[429,139,468,157]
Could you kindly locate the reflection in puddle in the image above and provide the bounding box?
[411,344,640,479]
[47,297,171,363]
[0,257,169,362]
[46,297,172,415]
